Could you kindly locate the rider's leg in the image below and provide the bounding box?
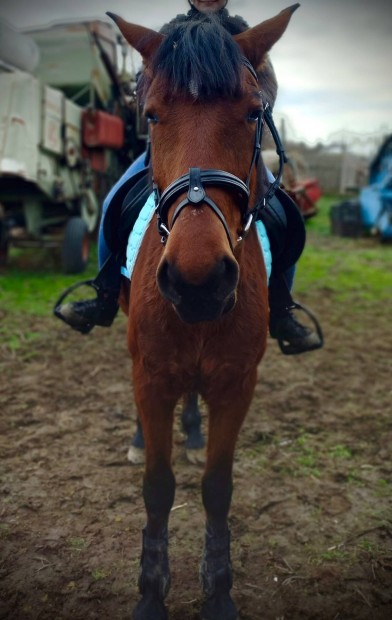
[264,164,321,354]
[54,154,146,333]
[268,266,321,354]
[282,264,295,291]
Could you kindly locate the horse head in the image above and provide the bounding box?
[108,6,299,323]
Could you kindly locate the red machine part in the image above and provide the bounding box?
[82,109,124,149]
[290,178,322,219]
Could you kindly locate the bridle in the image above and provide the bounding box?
[151,58,288,249]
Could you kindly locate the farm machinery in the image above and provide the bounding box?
[359,135,392,240]
[0,19,146,272]
[330,135,392,241]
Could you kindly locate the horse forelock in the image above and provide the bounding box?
[139,15,244,103]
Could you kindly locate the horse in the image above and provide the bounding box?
[109,6,299,619]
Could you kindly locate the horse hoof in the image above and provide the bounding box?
[185,447,206,466]
[201,592,238,620]
[132,595,168,620]
[127,445,145,464]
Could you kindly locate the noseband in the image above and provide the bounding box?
[152,59,287,249]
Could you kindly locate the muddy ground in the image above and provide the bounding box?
[1,245,392,620]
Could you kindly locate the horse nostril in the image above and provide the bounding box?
[211,256,239,299]
[157,259,182,304]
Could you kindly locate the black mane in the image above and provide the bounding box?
[141,15,244,102]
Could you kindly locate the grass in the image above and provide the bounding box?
[375,479,392,498]
[0,245,98,317]
[253,427,391,493]
[68,537,90,552]
[91,568,109,581]
[328,444,353,460]
[319,549,350,562]
[295,195,392,303]
[0,523,11,539]
[0,245,98,350]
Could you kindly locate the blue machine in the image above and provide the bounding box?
[360,135,392,240]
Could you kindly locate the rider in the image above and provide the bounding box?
[54,0,322,355]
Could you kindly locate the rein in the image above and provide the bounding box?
[152,58,288,247]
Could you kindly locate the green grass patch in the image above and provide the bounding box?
[328,444,353,459]
[357,539,382,556]
[295,195,392,303]
[306,195,337,237]
[0,245,98,349]
[0,246,98,317]
[375,478,392,498]
[0,523,11,539]
[91,568,109,581]
[319,548,350,562]
[293,433,322,478]
[68,537,90,552]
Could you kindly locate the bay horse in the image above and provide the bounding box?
[109,6,299,620]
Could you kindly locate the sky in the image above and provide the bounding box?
[1,0,391,148]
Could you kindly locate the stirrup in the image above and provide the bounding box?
[278,301,324,355]
[54,279,98,308]
[53,279,98,334]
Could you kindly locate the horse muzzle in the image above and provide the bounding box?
[156,256,239,324]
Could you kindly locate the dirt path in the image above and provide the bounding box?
[1,286,391,619]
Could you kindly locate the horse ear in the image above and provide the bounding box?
[106,12,164,61]
[234,4,300,71]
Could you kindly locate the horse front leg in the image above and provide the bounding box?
[200,371,257,620]
[132,369,178,620]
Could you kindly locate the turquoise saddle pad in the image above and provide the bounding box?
[121,193,272,282]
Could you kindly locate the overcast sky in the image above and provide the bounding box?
[1,0,391,146]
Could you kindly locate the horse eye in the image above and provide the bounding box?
[146,112,159,124]
[248,110,261,122]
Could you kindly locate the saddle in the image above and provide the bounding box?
[259,186,305,273]
[104,166,153,254]
[103,165,306,273]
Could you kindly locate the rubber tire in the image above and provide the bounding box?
[0,240,8,267]
[0,215,8,267]
[62,217,89,274]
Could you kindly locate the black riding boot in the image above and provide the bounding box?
[53,254,121,335]
[268,272,323,355]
